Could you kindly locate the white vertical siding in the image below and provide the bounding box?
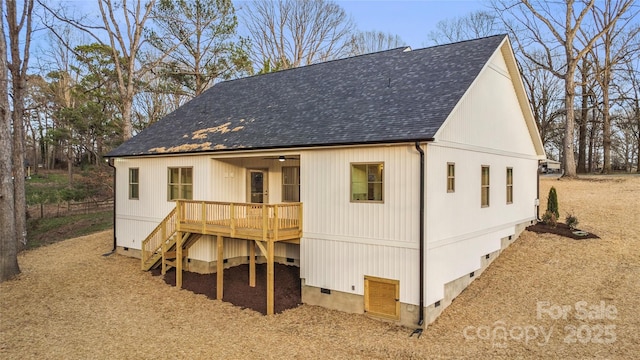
[425,145,538,241]
[114,155,211,252]
[301,145,419,243]
[301,237,420,304]
[436,49,536,156]
[421,47,540,305]
[300,144,422,304]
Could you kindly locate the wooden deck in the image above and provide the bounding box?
[140,200,302,315]
[177,200,302,242]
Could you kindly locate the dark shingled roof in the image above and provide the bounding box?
[107,35,507,157]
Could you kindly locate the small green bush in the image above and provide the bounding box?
[566,213,579,230]
[546,187,560,219]
[542,210,557,227]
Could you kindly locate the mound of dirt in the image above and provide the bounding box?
[527,222,600,240]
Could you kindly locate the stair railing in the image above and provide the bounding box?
[141,207,177,270]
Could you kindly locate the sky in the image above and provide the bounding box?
[335,0,489,48]
[33,1,489,51]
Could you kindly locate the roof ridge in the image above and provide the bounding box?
[410,34,507,52]
[217,35,506,88]
[215,46,411,87]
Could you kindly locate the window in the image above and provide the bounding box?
[351,163,383,202]
[481,166,490,207]
[282,166,300,202]
[506,167,513,204]
[167,167,193,201]
[129,168,139,200]
[447,163,455,192]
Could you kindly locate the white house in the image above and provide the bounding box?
[106,35,545,328]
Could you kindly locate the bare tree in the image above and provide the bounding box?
[243,0,355,70]
[494,0,635,177]
[1,2,21,281]
[39,0,161,140]
[583,0,640,173]
[520,53,566,158]
[348,30,405,56]
[6,0,34,253]
[617,55,640,172]
[427,10,502,45]
[133,68,188,130]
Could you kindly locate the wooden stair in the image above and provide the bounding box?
[141,208,177,271]
[141,207,205,272]
[161,233,202,273]
[142,233,176,271]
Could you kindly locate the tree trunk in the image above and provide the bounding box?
[7,0,32,251]
[577,61,589,173]
[563,68,578,177]
[578,94,588,173]
[636,101,640,173]
[601,86,611,174]
[11,88,27,251]
[636,135,640,173]
[67,143,73,185]
[588,119,596,172]
[122,97,133,140]
[0,12,20,281]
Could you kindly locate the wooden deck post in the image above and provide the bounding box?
[230,203,236,237]
[161,238,167,275]
[201,202,206,233]
[273,206,279,241]
[298,202,303,237]
[262,204,268,241]
[249,241,256,287]
[176,231,183,289]
[267,239,275,315]
[217,234,224,300]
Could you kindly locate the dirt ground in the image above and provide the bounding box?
[152,263,302,315]
[1,175,639,359]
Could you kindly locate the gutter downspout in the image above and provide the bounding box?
[103,157,116,256]
[536,160,542,221]
[411,142,425,337]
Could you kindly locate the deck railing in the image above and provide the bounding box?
[176,200,302,237]
[141,208,177,270]
[141,201,302,270]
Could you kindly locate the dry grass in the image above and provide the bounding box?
[1,175,639,359]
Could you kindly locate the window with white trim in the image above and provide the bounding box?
[168,167,193,201]
[129,168,139,200]
[447,163,455,192]
[506,167,513,204]
[481,166,490,207]
[282,166,300,202]
[351,163,383,202]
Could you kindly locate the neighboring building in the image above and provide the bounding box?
[541,159,561,174]
[106,35,545,328]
